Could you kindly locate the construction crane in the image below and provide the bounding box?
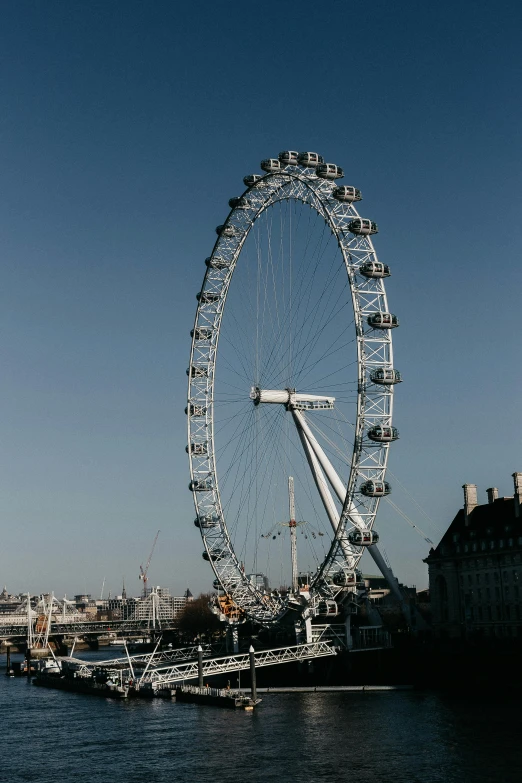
[139,530,160,598]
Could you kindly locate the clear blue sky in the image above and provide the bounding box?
[1,0,521,597]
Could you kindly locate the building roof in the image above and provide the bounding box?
[424,497,522,562]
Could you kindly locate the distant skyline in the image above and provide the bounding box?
[1,0,521,597]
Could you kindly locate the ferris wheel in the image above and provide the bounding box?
[187,151,402,626]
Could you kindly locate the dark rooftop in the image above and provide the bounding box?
[425,496,522,562]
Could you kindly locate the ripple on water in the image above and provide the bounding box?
[1,659,521,783]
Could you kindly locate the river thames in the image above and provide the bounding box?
[2,653,520,783]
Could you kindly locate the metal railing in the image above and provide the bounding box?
[143,642,336,690]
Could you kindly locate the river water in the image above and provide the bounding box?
[2,652,520,783]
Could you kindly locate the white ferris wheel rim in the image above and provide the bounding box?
[187,156,397,626]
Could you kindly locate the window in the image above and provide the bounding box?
[495,586,500,599]
[494,572,499,583]
[464,544,469,553]
[508,538,514,547]
[487,606,492,620]
[481,541,486,551]
[506,605,511,619]
[490,541,495,550]
[478,607,483,620]
[476,573,481,584]
[468,574,473,586]
[486,587,491,599]
[514,585,519,599]
[499,540,504,548]
[505,586,510,598]
[477,588,482,600]
[513,571,519,582]
[504,571,509,581]
[485,573,490,583]
[472,543,477,552]
[496,605,502,620]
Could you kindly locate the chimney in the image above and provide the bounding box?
[462,484,478,525]
[486,487,498,504]
[513,473,522,518]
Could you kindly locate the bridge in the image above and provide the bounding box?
[0,618,179,644]
[135,642,337,692]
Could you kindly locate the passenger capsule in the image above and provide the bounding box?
[228,196,251,210]
[260,158,282,173]
[333,185,362,203]
[195,515,219,529]
[243,174,262,187]
[360,261,390,278]
[202,549,226,562]
[360,480,391,497]
[332,570,356,587]
[212,578,221,590]
[278,150,299,165]
[367,312,399,329]
[189,478,213,491]
[196,291,220,304]
[187,365,208,379]
[348,218,378,236]
[298,151,324,167]
[191,327,213,340]
[370,368,402,385]
[316,163,344,180]
[348,529,380,546]
[367,425,399,443]
[215,224,237,237]
[205,256,230,269]
[186,442,208,455]
[185,403,206,416]
[317,600,339,617]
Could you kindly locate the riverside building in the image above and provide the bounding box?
[425,472,522,639]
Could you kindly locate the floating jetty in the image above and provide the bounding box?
[33,671,129,699]
[32,658,130,699]
[175,684,260,709]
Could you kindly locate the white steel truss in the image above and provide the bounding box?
[140,642,336,690]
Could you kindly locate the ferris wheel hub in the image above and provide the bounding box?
[250,387,335,411]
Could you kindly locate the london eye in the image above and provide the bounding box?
[187,151,402,627]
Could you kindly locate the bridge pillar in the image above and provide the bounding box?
[249,646,257,701]
[197,645,204,687]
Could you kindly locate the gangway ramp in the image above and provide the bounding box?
[141,642,336,691]
[92,644,212,670]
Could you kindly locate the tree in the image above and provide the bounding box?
[177,593,221,640]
